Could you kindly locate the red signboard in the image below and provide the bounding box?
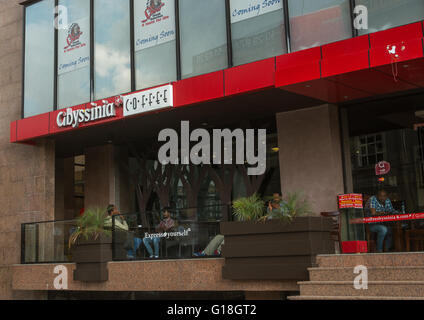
[350,213,424,224]
[375,161,391,175]
[338,194,363,209]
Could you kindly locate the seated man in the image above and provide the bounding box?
[105,204,142,259]
[194,235,224,257]
[267,193,285,218]
[143,207,175,259]
[364,190,397,253]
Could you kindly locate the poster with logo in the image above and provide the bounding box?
[375,161,391,176]
[338,194,363,209]
[230,0,283,24]
[58,17,90,75]
[134,0,176,52]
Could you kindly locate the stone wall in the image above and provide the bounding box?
[0,0,55,299]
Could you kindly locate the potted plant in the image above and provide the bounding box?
[221,193,334,281]
[69,208,112,282]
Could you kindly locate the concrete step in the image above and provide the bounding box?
[299,281,424,297]
[309,266,424,281]
[316,252,424,268]
[289,295,424,300]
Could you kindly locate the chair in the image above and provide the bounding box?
[320,211,342,253]
[405,229,424,252]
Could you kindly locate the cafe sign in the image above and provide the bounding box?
[56,102,117,128]
[338,193,363,209]
[123,84,173,117]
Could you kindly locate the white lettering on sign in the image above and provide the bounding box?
[144,228,191,240]
[230,0,283,24]
[56,103,116,128]
[123,84,173,117]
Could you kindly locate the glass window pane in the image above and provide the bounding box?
[94,0,131,100]
[24,0,55,118]
[58,0,91,109]
[134,0,177,90]
[179,0,228,79]
[288,0,352,52]
[357,0,424,35]
[230,0,287,66]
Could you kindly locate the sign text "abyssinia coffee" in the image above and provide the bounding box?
[56,103,116,128]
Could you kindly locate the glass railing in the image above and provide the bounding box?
[111,205,229,261]
[21,219,77,264]
[20,205,229,264]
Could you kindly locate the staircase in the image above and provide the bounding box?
[289,252,424,300]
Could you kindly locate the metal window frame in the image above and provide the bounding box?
[130,0,136,91]
[22,0,363,118]
[225,0,233,68]
[90,0,94,102]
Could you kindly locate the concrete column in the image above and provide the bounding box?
[55,157,75,221]
[276,104,345,214]
[84,145,130,212]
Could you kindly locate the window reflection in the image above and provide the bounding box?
[179,0,228,79]
[230,0,287,66]
[357,0,424,35]
[57,0,90,109]
[134,0,177,90]
[94,0,131,100]
[288,0,352,52]
[24,0,55,118]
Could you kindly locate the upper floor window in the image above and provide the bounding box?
[230,0,287,66]
[179,0,228,79]
[134,0,177,90]
[356,0,424,35]
[24,0,55,118]
[57,0,91,109]
[94,0,131,100]
[288,0,352,52]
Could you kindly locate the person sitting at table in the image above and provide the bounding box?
[364,189,397,253]
[143,207,175,259]
[104,204,142,259]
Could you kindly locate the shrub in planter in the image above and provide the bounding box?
[69,208,112,282]
[221,193,334,281]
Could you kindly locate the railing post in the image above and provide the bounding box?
[20,224,25,264]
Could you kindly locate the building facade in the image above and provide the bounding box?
[2,0,424,299]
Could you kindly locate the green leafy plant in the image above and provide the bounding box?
[232,194,266,222]
[68,208,111,248]
[263,192,312,223]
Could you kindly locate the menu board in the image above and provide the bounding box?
[338,194,363,209]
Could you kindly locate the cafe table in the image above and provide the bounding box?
[350,213,424,252]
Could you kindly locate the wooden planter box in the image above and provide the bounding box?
[220,217,334,281]
[72,234,112,282]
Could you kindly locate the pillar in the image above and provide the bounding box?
[276,104,345,214]
[84,145,130,212]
